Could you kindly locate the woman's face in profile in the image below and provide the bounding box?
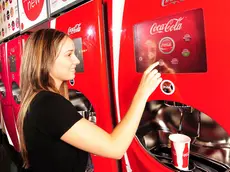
[49,37,80,84]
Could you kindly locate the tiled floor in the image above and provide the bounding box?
[0,130,28,172]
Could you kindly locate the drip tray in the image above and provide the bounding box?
[150,147,230,172]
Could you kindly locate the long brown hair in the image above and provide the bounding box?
[18,29,69,168]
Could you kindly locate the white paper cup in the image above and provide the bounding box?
[169,133,191,171]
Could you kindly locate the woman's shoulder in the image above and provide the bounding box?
[35,90,62,98]
[30,90,67,108]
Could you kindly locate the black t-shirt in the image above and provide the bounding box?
[23,91,88,172]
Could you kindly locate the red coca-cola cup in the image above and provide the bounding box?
[169,133,191,171]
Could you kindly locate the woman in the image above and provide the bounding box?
[18,29,162,172]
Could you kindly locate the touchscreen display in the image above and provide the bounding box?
[134,8,207,73]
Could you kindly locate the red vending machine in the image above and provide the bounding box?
[106,0,230,171]
[50,1,119,172]
[0,42,19,151]
[0,44,5,101]
[6,35,29,121]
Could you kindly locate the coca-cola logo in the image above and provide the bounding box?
[68,23,81,35]
[160,80,175,95]
[171,58,178,65]
[22,0,44,21]
[172,151,189,157]
[161,0,184,7]
[150,17,183,35]
[159,37,175,54]
[11,48,15,53]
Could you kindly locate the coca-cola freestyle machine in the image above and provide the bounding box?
[6,35,28,122]
[0,42,19,151]
[0,44,6,102]
[50,1,119,172]
[107,0,230,171]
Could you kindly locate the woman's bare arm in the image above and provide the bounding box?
[61,62,162,159]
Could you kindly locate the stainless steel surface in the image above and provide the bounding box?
[0,81,6,97]
[68,89,96,124]
[136,100,230,169]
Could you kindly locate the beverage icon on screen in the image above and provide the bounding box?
[160,80,175,95]
[182,49,190,57]
[183,34,191,42]
[159,37,175,54]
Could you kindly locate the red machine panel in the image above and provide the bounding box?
[0,42,19,151]
[7,35,29,121]
[50,1,118,172]
[1,105,19,151]
[0,43,11,106]
[106,0,230,171]
[0,44,5,101]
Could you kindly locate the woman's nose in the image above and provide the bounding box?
[72,54,80,65]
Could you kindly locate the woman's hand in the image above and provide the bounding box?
[136,61,162,100]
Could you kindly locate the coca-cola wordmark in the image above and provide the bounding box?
[161,0,184,7]
[150,17,184,35]
[68,23,81,35]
